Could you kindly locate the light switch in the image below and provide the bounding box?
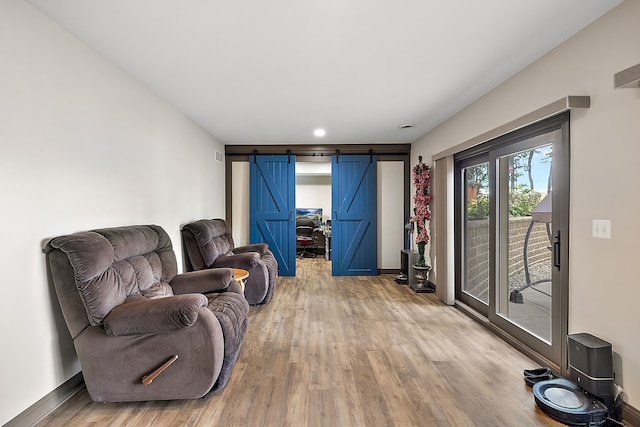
[592,219,611,239]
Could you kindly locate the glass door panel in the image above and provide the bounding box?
[495,141,554,343]
[463,162,490,306]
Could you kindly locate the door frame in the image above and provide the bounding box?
[453,112,570,368]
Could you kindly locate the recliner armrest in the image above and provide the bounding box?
[103,294,209,337]
[213,252,260,270]
[233,243,269,256]
[170,268,233,295]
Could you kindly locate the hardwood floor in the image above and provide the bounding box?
[36,258,562,427]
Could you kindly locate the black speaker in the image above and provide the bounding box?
[567,333,614,404]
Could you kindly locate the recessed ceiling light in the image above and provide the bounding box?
[398,123,415,129]
[313,128,326,137]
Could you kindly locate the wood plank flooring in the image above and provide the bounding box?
[36,258,562,427]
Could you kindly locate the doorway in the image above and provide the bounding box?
[295,161,332,262]
[454,112,569,365]
[249,154,379,276]
[225,144,412,277]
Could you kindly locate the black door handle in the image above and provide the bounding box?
[553,230,561,270]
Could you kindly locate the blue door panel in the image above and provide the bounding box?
[332,154,377,276]
[250,155,296,276]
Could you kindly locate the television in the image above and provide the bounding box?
[296,208,323,227]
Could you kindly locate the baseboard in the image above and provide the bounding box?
[5,372,84,427]
[622,401,640,427]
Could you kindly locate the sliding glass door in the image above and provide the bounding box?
[455,113,569,365]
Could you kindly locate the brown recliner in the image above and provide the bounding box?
[181,219,277,306]
[44,224,249,402]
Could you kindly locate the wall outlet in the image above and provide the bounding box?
[592,219,611,239]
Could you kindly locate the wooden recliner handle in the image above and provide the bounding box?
[142,355,179,385]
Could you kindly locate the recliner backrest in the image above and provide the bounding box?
[46,225,176,327]
[181,219,235,271]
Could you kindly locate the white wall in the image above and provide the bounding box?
[378,162,404,269]
[413,0,640,409]
[0,1,226,424]
[296,176,332,224]
[296,162,332,224]
[232,162,251,246]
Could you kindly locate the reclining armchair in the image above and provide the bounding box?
[181,219,277,305]
[44,224,249,402]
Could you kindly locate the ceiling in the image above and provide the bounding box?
[27,0,621,145]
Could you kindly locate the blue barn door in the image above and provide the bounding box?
[331,154,377,276]
[250,154,296,276]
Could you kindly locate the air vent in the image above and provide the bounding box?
[215,150,223,163]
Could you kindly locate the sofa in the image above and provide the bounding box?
[44,224,249,402]
[181,219,277,305]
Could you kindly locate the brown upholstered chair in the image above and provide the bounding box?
[181,219,277,306]
[45,224,249,402]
